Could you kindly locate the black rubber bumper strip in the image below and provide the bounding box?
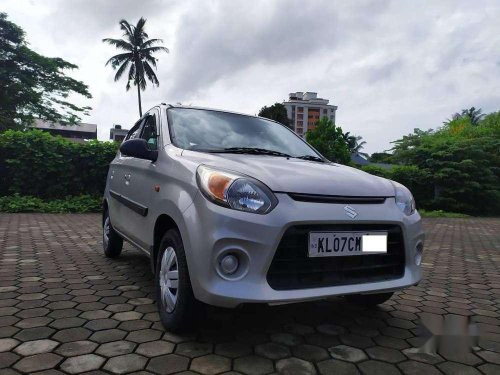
[109,190,148,217]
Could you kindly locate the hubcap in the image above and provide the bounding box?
[103,217,111,247]
[160,246,179,313]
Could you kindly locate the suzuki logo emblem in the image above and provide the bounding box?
[344,205,358,219]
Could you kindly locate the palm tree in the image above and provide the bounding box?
[445,106,485,126]
[103,18,168,116]
[342,131,368,157]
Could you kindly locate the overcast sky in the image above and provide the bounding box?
[4,0,500,153]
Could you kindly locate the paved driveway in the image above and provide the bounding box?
[0,214,499,375]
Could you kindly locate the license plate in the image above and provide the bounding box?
[308,232,387,257]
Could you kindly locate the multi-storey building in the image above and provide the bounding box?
[283,92,337,136]
[32,119,97,142]
[110,124,129,143]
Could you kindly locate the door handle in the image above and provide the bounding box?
[124,173,131,180]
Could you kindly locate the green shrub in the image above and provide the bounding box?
[419,210,471,218]
[0,195,101,213]
[360,165,391,179]
[0,130,118,198]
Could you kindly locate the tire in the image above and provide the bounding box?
[155,229,197,332]
[345,292,394,306]
[102,209,123,258]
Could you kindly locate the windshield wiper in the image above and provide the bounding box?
[208,147,292,158]
[294,155,325,162]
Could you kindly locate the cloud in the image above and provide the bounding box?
[3,0,500,152]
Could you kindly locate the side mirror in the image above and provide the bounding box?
[120,139,158,162]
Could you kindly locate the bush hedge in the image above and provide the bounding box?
[0,130,118,198]
[0,195,101,213]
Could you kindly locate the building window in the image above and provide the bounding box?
[298,107,304,113]
[323,109,328,115]
[297,114,303,120]
[297,120,303,126]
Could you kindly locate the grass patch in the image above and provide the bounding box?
[419,209,471,218]
[0,195,101,213]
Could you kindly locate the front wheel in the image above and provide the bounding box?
[156,229,197,332]
[103,210,123,258]
[345,292,394,306]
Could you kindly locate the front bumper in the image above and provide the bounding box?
[182,193,424,308]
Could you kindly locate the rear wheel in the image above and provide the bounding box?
[345,292,394,306]
[156,229,197,332]
[102,210,123,258]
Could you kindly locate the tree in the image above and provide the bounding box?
[445,106,485,126]
[369,152,393,163]
[389,115,500,215]
[258,103,292,128]
[342,131,368,157]
[305,117,350,164]
[103,18,168,116]
[0,13,91,132]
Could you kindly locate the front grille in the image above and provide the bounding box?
[288,193,387,204]
[267,224,405,290]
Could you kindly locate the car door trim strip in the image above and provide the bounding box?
[109,189,148,217]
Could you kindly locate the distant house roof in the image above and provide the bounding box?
[351,153,394,170]
[32,119,97,134]
[351,153,371,166]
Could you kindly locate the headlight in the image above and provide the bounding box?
[196,165,277,214]
[392,181,416,216]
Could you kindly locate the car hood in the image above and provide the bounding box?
[181,150,395,197]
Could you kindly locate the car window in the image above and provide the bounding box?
[140,115,158,151]
[167,108,319,158]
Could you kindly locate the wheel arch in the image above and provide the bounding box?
[152,214,181,273]
[102,198,109,226]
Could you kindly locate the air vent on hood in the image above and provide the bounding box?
[288,193,387,204]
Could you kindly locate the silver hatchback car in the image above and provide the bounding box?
[103,104,424,331]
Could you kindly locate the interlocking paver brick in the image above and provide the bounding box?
[366,346,406,363]
[95,340,136,357]
[14,339,59,356]
[255,342,291,360]
[127,328,162,343]
[358,360,401,375]
[292,344,329,362]
[0,352,20,369]
[398,360,442,375]
[13,353,62,373]
[438,361,482,375]
[176,341,213,358]
[190,354,231,375]
[53,327,92,343]
[136,340,174,356]
[276,357,317,375]
[60,353,106,374]
[55,340,98,357]
[234,355,274,375]
[0,338,19,352]
[104,353,148,374]
[14,326,55,341]
[328,345,367,362]
[215,341,252,358]
[84,318,119,331]
[49,317,86,329]
[147,354,190,374]
[89,328,127,343]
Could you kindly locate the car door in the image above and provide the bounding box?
[107,119,144,234]
[118,109,161,251]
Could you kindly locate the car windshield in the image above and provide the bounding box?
[167,108,321,159]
